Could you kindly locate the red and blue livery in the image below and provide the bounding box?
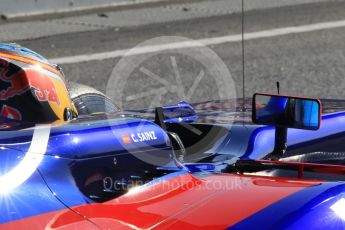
[1,93,345,229]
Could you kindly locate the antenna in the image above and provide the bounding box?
[276,81,280,95]
[241,0,245,122]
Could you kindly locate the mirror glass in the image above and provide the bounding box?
[253,94,321,130]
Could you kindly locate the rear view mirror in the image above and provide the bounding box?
[252,93,321,130]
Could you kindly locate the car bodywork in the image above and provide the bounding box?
[2,168,345,229]
[1,99,345,229]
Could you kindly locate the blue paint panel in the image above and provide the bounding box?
[0,117,173,160]
[184,163,216,172]
[228,182,345,229]
[37,156,93,207]
[242,111,345,159]
[0,115,180,224]
[56,117,171,159]
[37,153,178,207]
[0,148,68,224]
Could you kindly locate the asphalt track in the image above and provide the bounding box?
[5,0,345,109]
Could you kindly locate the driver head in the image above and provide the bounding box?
[0,43,77,123]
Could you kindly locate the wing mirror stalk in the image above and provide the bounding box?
[266,127,287,160]
[252,93,321,160]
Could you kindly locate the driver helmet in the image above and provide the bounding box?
[0,43,77,122]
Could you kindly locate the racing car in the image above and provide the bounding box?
[1,44,345,229]
[2,90,345,229]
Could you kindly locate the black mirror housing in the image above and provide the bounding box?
[252,93,322,130]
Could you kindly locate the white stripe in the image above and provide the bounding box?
[50,19,345,65]
[0,125,51,194]
[3,0,167,19]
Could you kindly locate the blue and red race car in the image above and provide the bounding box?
[1,87,345,229]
